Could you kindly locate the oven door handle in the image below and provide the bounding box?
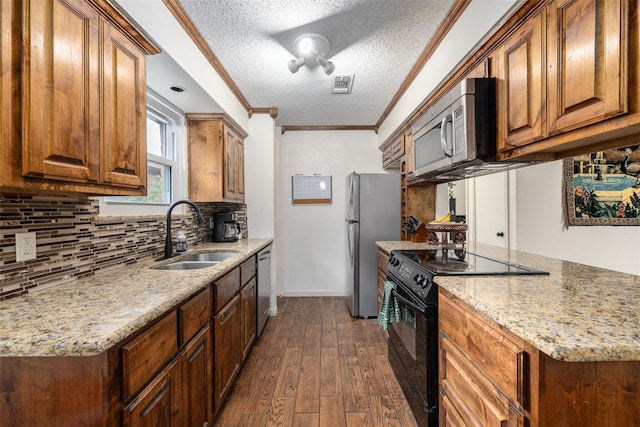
[391,289,427,316]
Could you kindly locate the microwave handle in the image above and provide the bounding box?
[440,114,453,157]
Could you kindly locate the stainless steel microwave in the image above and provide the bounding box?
[412,78,498,181]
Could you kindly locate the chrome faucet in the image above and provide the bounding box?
[164,199,206,259]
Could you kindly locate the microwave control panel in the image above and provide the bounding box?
[454,106,464,154]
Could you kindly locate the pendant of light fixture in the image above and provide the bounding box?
[288,33,335,75]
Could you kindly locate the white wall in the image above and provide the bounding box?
[245,115,276,239]
[245,114,278,313]
[515,161,640,275]
[274,130,389,296]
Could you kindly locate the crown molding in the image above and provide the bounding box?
[162,0,251,114]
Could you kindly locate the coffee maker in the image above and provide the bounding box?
[213,212,241,242]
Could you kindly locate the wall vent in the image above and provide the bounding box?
[331,75,354,94]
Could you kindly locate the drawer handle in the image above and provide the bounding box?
[141,383,171,417]
[187,342,205,363]
[517,351,529,409]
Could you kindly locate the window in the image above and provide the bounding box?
[98,90,186,215]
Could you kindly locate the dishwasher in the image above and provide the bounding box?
[257,244,272,337]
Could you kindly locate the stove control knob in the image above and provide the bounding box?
[392,257,400,266]
[420,277,430,288]
[413,274,424,284]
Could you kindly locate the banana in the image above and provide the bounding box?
[430,212,451,224]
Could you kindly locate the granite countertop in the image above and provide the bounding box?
[0,238,272,357]
[376,240,640,363]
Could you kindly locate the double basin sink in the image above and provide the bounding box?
[156,252,237,270]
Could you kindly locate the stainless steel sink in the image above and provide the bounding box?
[156,261,220,271]
[154,252,237,271]
[180,252,237,262]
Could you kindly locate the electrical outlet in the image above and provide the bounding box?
[16,232,37,262]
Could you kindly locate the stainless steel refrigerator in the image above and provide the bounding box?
[345,172,400,318]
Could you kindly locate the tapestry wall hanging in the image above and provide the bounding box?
[563,145,640,227]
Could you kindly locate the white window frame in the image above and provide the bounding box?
[97,89,187,216]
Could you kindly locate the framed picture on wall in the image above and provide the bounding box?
[563,145,640,226]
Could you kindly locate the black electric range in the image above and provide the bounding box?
[385,248,548,427]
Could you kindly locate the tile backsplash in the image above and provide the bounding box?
[0,194,246,299]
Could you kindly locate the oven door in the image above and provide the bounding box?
[387,279,438,426]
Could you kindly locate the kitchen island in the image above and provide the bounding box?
[0,238,272,426]
[377,240,640,426]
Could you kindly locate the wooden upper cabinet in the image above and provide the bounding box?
[0,0,158,195]
[382,134,405,169]
[22,0,102,184]
[101,19,148,189]
[546,0,627,136]
[187,113,247,203]
[496,10,545,151]
[224,126,237,200]
[494,0,631,159]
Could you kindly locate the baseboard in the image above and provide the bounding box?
[281,290,348,297]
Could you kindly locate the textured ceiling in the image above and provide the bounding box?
[173,0,457,127]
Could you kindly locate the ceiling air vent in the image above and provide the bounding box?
[331,75,354,94]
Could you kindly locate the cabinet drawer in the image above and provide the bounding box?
[440,333,513,427]
[214,268,240,313]
[240,256,256,286]
[439,293,526,404]
[377,250,389,272]
[122,311,178,400]
[179,287,211,345]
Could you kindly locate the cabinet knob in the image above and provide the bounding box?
[496,232,504,237]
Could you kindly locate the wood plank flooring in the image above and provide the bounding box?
[213,296,418,427]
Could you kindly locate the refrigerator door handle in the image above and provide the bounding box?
[347,222,354,266]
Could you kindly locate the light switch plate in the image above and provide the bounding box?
[16,232,37,262]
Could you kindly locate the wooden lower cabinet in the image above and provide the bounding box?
[214,294,242,410]
[439,288,640,427]
[125,325,211,427]
[440,334,525,427]
[0,252,266,426]
[181,326,212,427]
[241,277,257,360]
[124,358,182,427]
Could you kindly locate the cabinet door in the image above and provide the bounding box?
[223,126,237,200]
[187,118,224,202]
[125,358,182,427]
[496,10,545,151]
[546,0,627,135]
[101,19,147,190]
[181,326,212,427]
[241,278,257,360]
[214,294,241,410]
[22,0,101,183]
[236,137,245,200]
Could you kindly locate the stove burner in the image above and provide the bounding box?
[389,250,550,278]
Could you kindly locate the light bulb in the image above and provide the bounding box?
[298,37,314,55]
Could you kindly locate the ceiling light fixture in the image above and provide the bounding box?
[288,33,335,75]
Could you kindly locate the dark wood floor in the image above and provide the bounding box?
[212,296,418,426]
